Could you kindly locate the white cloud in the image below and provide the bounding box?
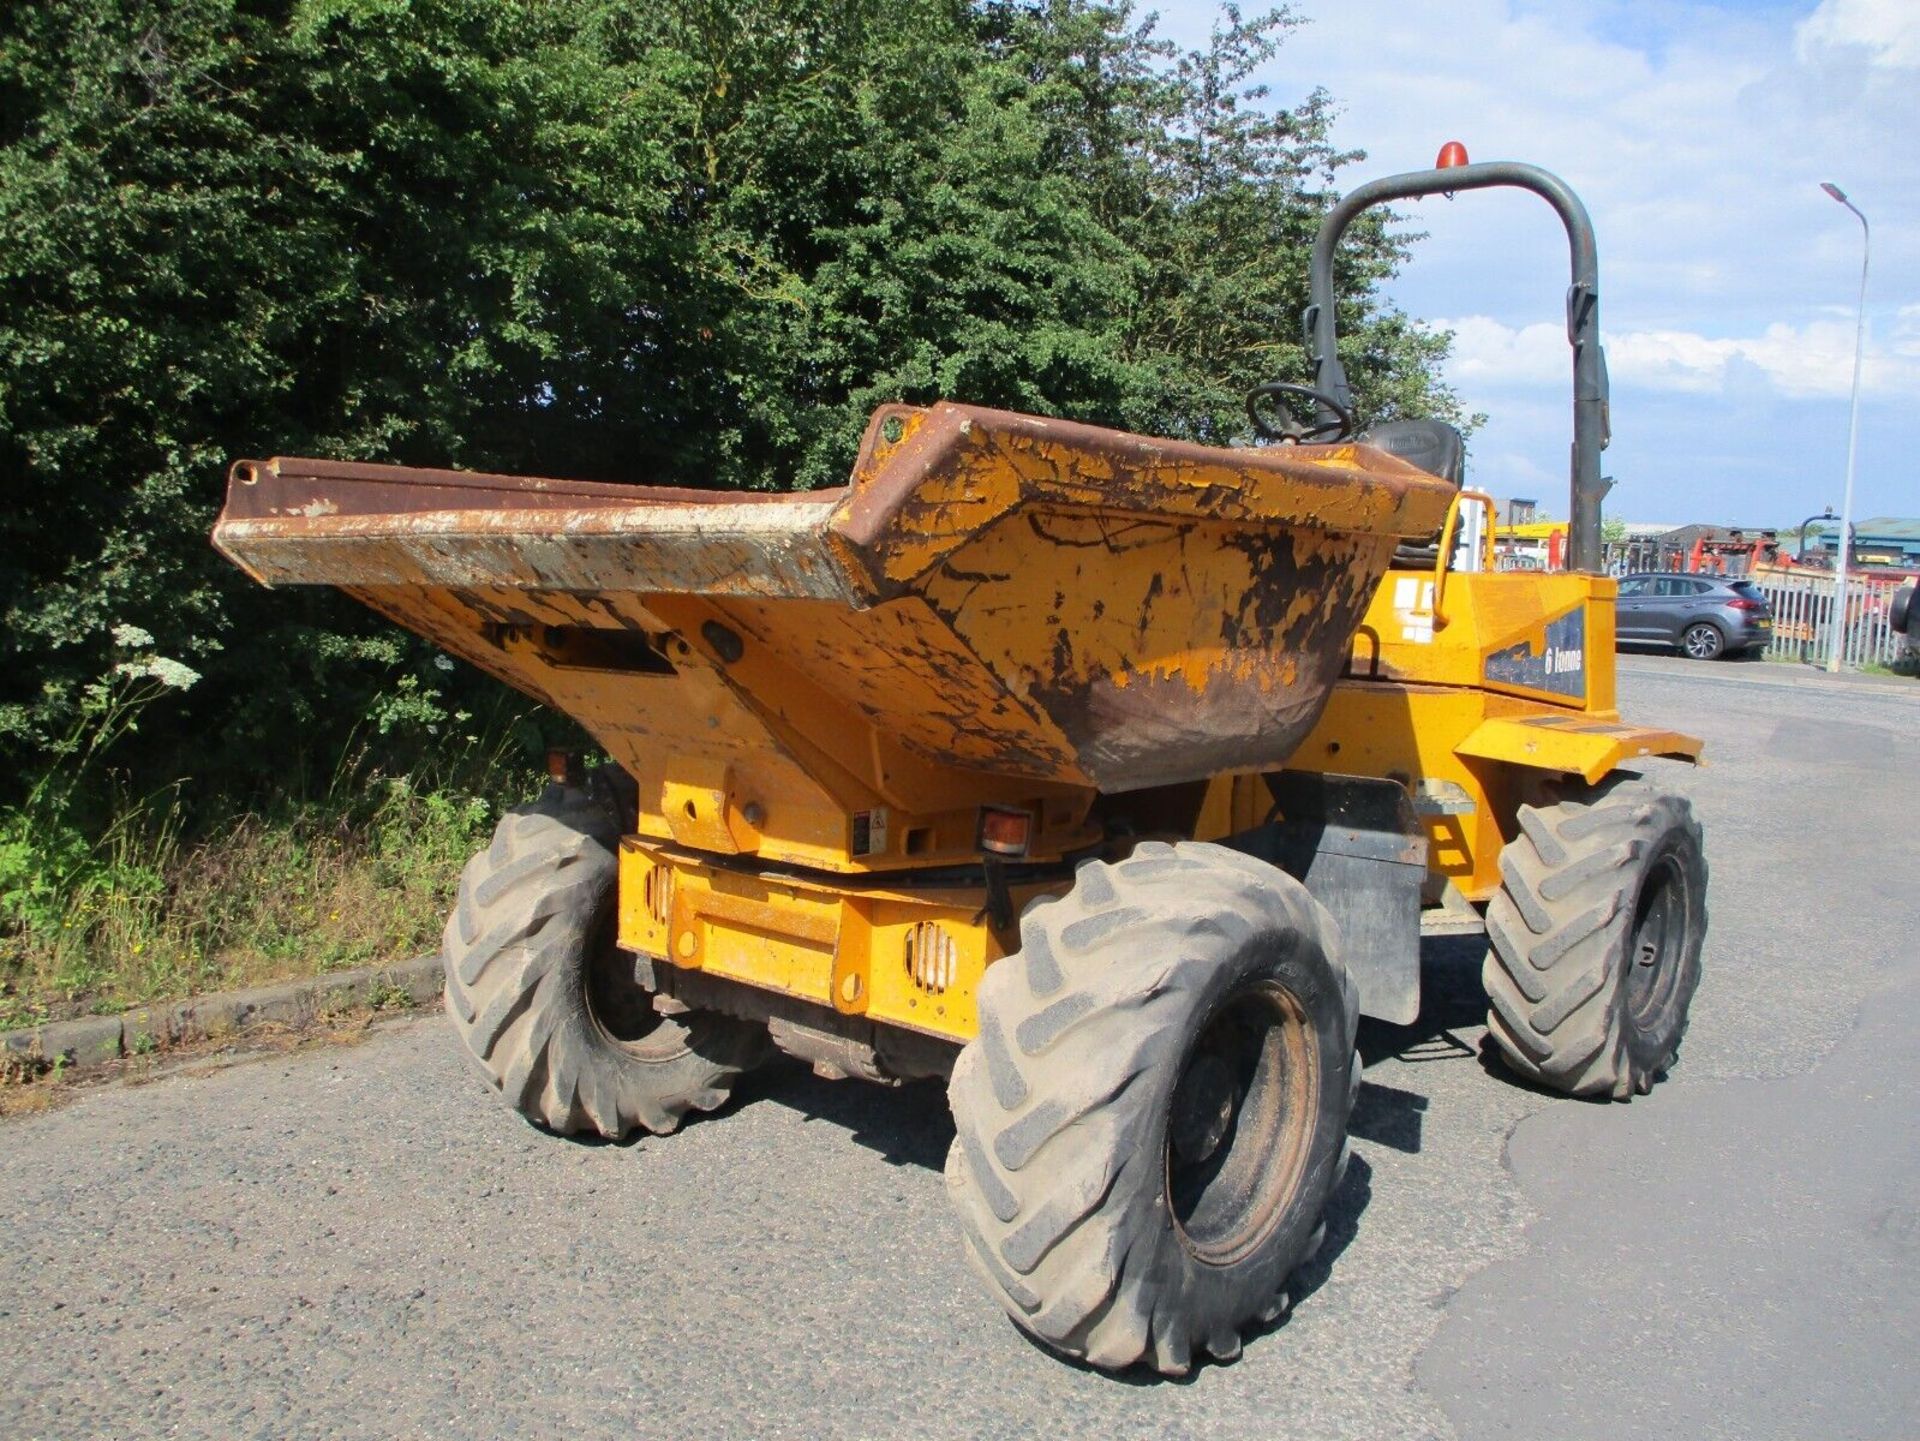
[1796,0,1920,68]
[1148,0,1919,520]
[1150,1,1916,315]
[1427,317,1567,388]
[1430,314,1918,399]
[1605,322,1859,399]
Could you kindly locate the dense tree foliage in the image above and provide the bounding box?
[0,0,1460,807]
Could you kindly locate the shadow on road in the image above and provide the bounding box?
[647,929,1502,1387]
[718,955,1425,1386]
[1350,936,1492,1155]
[748,1060,955,1172]
[706,934,1502,1170]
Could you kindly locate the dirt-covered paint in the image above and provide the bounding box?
[214,402,1455,862]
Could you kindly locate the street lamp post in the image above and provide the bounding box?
[1821,182,1868,672]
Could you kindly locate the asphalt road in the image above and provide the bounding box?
[2,656,1914,1440]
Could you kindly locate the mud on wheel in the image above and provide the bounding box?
[1484,774,1707,1099]
[443,778,766,1138]
[945,841,1359,1375]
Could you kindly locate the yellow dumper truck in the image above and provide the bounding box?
[215,155,1706,1374]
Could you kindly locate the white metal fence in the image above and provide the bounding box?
[1749,572,1909,669]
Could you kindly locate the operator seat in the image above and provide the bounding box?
[1359,418,1464,487]
[1360,418,1466,566]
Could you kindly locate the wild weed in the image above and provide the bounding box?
[0,646,544,1028]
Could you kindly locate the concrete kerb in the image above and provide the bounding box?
[2,954,444,1074]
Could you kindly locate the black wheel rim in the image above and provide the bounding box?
[1625,846,1691,1029]
[1165,980,1319,1266]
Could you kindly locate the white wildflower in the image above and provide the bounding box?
[433,653,455,671]
[148,657,200,690]
[113,656,201,690]
[111,623,155,649]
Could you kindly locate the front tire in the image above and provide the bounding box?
[1682,621,1726,660]
[443,781,767,1138]
[946,841,1358,1375]
[1484,776,1707,1099]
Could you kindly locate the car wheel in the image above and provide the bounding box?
[1681,622,1725,660]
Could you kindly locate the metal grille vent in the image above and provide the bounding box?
[904,921,957,994]
[644,866,675,925]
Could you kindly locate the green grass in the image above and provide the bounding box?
[0,769,531,1032]
[1763,649,1918,677]
[1858,655,1920,678]
[0,673,547,1032]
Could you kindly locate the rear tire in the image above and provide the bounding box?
[443,781,767,1138]
[1484,776,1707,1099]
[946,841,1358,1375]
[1681,621,1725,660]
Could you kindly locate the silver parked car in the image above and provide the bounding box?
[1614,573,1774,659]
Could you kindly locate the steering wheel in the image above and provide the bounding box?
[1245,382,1356,444]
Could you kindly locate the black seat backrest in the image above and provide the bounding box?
[1359,419,1464,487]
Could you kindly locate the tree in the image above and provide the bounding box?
[0,0,1462,809]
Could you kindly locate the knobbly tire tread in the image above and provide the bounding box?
[443,779,765,1139]
[945,840,1359,1376]
[1483,775,1707,1099]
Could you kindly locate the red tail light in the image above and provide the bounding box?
[977,806,1033,857]
[1727,598,1764,612]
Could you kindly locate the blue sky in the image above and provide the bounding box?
[1156,0,1916,529]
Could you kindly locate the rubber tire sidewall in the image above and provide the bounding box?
[443,782,765,1138]
[1484,779,1707,1099]
[1154,919,1354,1333]
[946,842,1357,1373]
[1618,822,1707,1081]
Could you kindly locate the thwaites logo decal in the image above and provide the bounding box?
[1484,607,1587,699]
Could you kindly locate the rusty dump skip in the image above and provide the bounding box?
[216,402,1453,858]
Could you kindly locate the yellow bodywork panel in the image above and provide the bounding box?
[1352,568,1618,712]
[1454,714,1703,786]
[1253,564,1702,900]
[1273,680,1698,901]
[1226,683,1521,900]
[619,840,1055,1045]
